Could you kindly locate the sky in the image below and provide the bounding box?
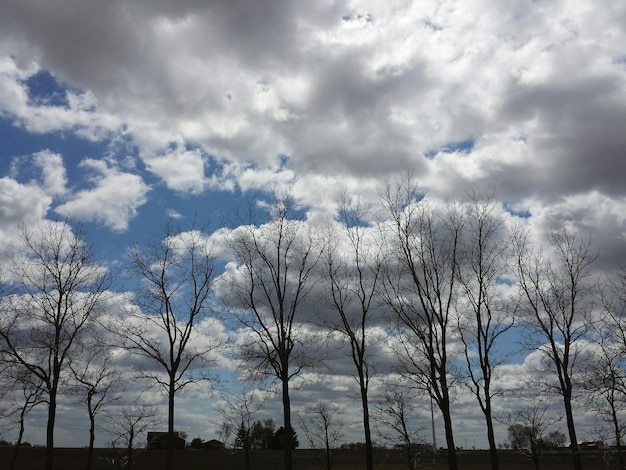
[1,0,626,451]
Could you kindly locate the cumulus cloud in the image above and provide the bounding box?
[143,147,207,194]
[55,158,150,231]
[32,149,67,196]
[0,58,120,139]
[0,177,51,254]
[0,151,69,253]
[1,0,624,212]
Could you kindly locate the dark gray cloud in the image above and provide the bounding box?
[500,71,626,198]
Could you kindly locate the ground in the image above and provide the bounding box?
[0,446,621,469]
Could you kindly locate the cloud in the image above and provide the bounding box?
[2,0,625,219]
[0,178,50,259]
[166,209,184,220]
[0,58,120,139]
[0,151,65,253]
[55,158,150,232]
[143,147,207,194]
[32,149,67,196]
[0,56,34,114]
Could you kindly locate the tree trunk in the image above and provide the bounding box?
[612,404,625,470]
[484,400,499,470]
[532,454,540,470]
[127,429,135,470]
[245,446,250,470]
[166,378,176,470]
[45,389,57,470]
[282,367,293,470]
[563,392,582,470]
[324,422,332,470]
[440,397,458,470]
[87,397,95,470]
[283,380,293,470]
[360,381,374,470]
[10,405,27,470]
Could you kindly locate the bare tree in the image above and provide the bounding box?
[106,401,160,470]
[2,368,45,470]
[0,272,45,470]
[299,402,344,470]
[380,177,463,470]
[456,194,516,470]
[599,267,626,469]
[218,420,234,449]
[583,339,626,469]
[599,266,626,352]
[594,266,626,469]
[504,400,563,470]
[0,221,112,470]
[514,228,597,470]
[221,190,322,470]
[219,387,265,470]
[371,382,425,470]
[116,222,219,470]
[320,193,383,470]
[69,341,121,470]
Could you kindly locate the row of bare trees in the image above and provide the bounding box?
[1,180,625,470]
[0,222,113,470]
[0,221,219,470]
[220,181,625,470]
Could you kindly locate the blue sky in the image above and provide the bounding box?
[1,0,626,451]
[0,69,249,263]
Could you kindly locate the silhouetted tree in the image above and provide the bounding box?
[515,228,596,470]
[299,402,344,470]
[505,401,562,470]
[0,222,112,470]
[321,193,383,470]
[222,388,264,470]
[582,340,626,470]
[457,193,516,470]
[4,368,45,470]
[234,419,253,470]
[250,418,275,449]
[270,426,299,450]
[218,421,234,448]
[380,177,463,470]
[189,437,203,449]
[116,222,219,470]
[371,382,424,470]
[221,190,322,470]
[595,266,626,470]
[69,341,120,470]
[106,401,160,470]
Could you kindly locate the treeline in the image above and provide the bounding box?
[1,179,625,470]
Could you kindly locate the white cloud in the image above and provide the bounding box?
[33,149,67,196]
[166,209,184,220]
[143,147,206,194]
[0,150,69,254]
[0,177,51,254]
[55,158,150,232]
[0,58,120,139]
[0,56,34,114]
[2,0,625,217]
